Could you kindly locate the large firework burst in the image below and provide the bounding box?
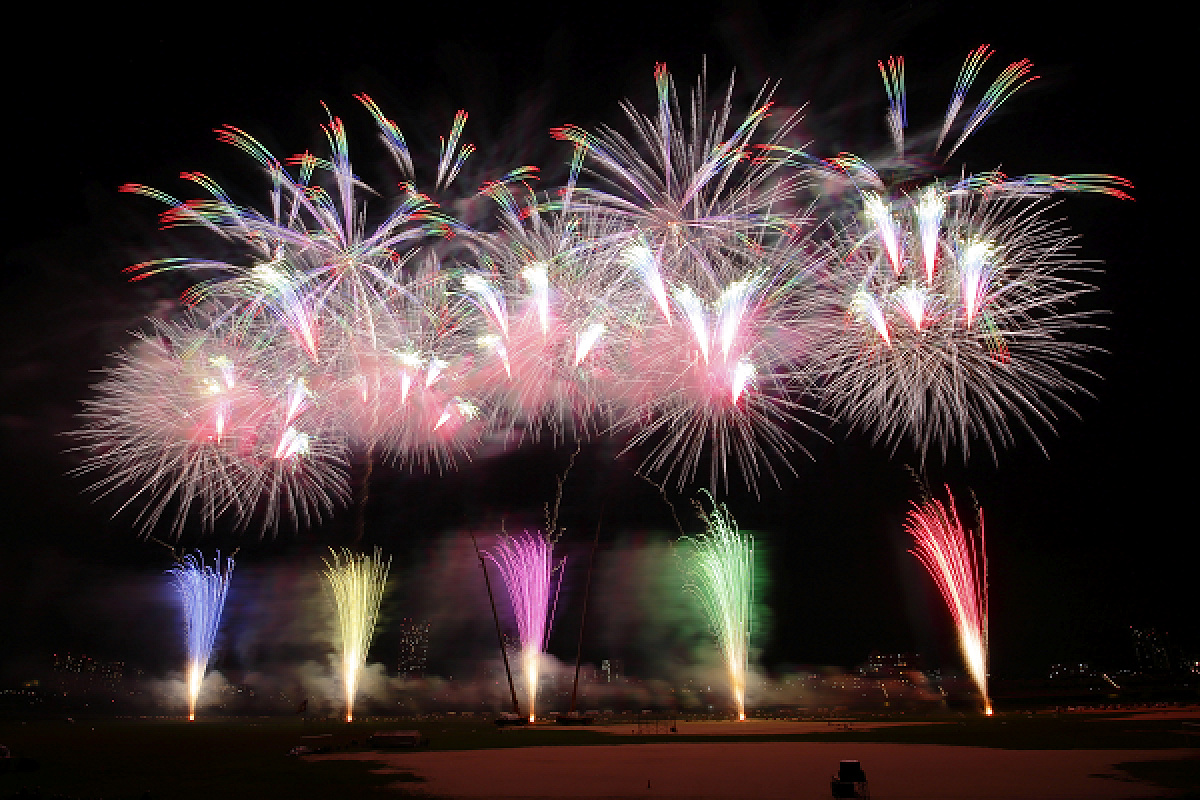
[553,64,827,491]
[808,46,1130,460]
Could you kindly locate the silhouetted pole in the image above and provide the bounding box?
[569,512,602,714]
[471,532,520,718]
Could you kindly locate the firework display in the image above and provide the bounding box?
[168,551,235,720]
[73,48,1126,536]
[905,487,991,715]
[324,547,391,722]
[678,495,753,719]
[486,532,565,722]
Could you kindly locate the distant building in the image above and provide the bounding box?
[1049,663,1097,681]
[396,619,431,678]
[50,653,125,695]
[862,652,924,679]
[1130,627,1176,673]
[600,659,623,683]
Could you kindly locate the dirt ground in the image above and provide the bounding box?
[317,741,1196,798]
[586,719,936,736]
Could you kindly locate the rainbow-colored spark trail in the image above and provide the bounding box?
[679,496,753,720]
[905,489,991,715]
[168,552,235,721]
[324,548,391,722]
[487,532,565,722]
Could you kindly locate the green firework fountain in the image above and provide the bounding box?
[679,495,753,720]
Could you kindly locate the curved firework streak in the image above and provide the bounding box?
[324,547,391,722]
[486,531,565,722]
[550,64,809,273]
[322,253,485,471]
[616,227,833,493]
[905,487,990,715]
[168,551,235,721]
[121,118,444,366]
[677,493,753,720]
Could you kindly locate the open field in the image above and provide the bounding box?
[1,709,1197,798]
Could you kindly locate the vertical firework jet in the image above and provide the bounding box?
[487,532,565,722]
[679,496,753,720]
[905,488,991,715]
[324,548,391,722]
[168,552,235,721]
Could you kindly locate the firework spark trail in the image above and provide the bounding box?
[905,488,991,715]
[458,207,635,441]
[324,547,391,722]
[678,494,753,720]
[168,552,235,721]
[817,190,1103,460]
[487,532,565,722]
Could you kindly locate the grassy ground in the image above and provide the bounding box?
[1,712,1196,799]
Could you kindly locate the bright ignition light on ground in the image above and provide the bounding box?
[487,532,565,723]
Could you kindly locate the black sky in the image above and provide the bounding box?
[0,3,1181,684]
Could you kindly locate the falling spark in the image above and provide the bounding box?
[522,263,551,335]
[916,187,945,283]
[865,193,903,275]
[574,323,606,365]
[625,242,672,324]
[324,547,391,722]
[168,552,235,721]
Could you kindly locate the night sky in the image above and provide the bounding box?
[0,4,1179,689]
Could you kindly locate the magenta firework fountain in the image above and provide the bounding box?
[487,532,565,722]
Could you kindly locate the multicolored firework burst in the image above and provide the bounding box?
[486,531,565,722]
[75,48,1128,537]
[168,551,235,721]
[554,64,826,492]
[678,494,753,720]
[905,486,991,715]
[809,46,1131,461]
[324,547,391,722]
